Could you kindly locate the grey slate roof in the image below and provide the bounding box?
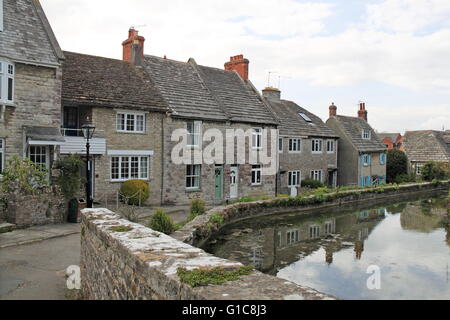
[403,130,450,163]
[0,0,64,65]
[331,115,386,152]
[142,55,278,125]
[264,98,338,138]
[24,126,65,142]
[62,52,171,112]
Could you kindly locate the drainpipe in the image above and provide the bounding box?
[160,114,165,205]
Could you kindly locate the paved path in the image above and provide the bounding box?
[0,225,80,300]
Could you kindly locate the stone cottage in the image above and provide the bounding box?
[137,42,279,205]
[61,50,172,205]
[326,103,387,186]
[0,0,65,177]
[61,29,279,205]
[403,130,450,176]
[261,87,339,195]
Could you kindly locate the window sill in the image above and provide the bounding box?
[186,188,201,193]
[115,130,146,135]
[110,178,149,183]
[251,183,262,187]
[288,151,301,154]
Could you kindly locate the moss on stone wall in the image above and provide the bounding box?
[177,265,254,287]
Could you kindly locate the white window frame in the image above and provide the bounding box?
[288,138,301,153]
[110,155,149,181]
[326,140,335,153]
[0,0,3,32]
[28,145,50,171]
[186,164,201,189]
[309,225,320,239]
[0,59,14,104]
[362,129,371,140]
[311,170,323,182]
[0,138,4,174]
[186,121,202,147]
[312,139,323,153]
[379,153,386,165]
[252,128,262,149]
[324,221,334,235]
[416,163,424,175]
[251,165,262,185]
[288,170,301,187]
[362,154,370,166]
[116,112,145,133]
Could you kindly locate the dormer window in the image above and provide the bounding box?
[0,60,15,104]
[362,129,371,140]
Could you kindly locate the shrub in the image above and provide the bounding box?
[0,155,49,195]
[421,162,450,181]
[120,179,150,205]
[190,198,206,216]
[393,173,416,184]
[301,179,324,189]
[54,155,84,202]
[148,209,175,234]
[210,213,224,227]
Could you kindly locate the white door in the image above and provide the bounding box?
[230,166,238,199]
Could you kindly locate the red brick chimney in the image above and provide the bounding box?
[224,55,249,80]
[122,28,145,64]
[358,102,368,121]
[329,102,337,117]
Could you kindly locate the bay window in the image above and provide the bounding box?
[0,60,14,104]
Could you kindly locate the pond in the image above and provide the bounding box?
[205,193,450,300]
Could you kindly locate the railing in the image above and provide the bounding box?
[60,128,107,155]
[60,128,105,137]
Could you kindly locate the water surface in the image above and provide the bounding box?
[205,195,450,300]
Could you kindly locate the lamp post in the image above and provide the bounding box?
[82,120,95,208]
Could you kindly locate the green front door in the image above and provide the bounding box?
[214,166,223,200]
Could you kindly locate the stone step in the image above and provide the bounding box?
[0,223,16,234]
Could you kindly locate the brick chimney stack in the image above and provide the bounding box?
[262,87,281,101]
[329,102,337,117]
[358,102,368,121]
[122,28,145,65]
[224,55,249,80]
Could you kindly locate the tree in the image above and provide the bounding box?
[421,162,450,181]
[386,149,408,183]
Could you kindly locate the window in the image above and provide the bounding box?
[29,146,49,170]
[186,164,201,189]
[116,112,145,133]
[326,140,335,153]
[379,153,386,165]
[287,230,300,245]
[288,138,301,152]
[324,221,334,235]
[416,163,424,175]
[111,156,149,181]
[0,60,14,103]
[288,171,301,187]
[278,137,283,152]
[309,225,320,239]
[252,128,262,149]
[361,154,371,166]
[251,165,262,185]
[187,121,202,147]
[299,113,312,122]
[0,138,3,174]
[311,170,323,182]
[362,129,371,140]
[312,139,323,153]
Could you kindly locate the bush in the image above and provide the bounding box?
[393,173,416,184]
[120,179,150,205]
[387,149,408,183]
[190,198,206,216]
[0,155,49,195]
[54,155,84,202]
[421,162,450,181]
[301,179,324,189]
[148,209,175,234]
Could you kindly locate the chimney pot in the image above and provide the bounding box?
[329,102,337,117]
[224,54,249,80]
[357,102,368,121]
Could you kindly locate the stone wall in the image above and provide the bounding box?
[5,187,65,227]
[173,181,450,247]
[81,208,334,300]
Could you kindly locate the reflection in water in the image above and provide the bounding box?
[206,195,450,300]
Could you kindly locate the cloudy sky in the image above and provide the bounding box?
[41,0,450,134]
